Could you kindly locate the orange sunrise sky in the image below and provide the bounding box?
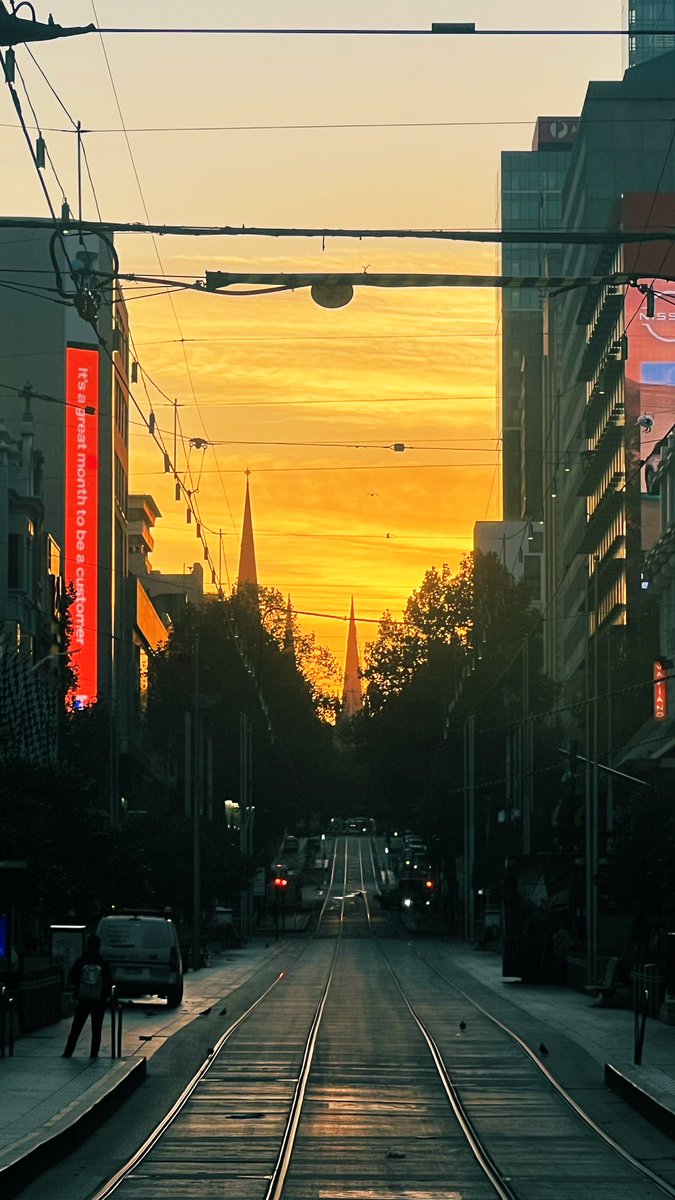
[0,2,624,658]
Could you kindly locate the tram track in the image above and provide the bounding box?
[86,835,675,1200]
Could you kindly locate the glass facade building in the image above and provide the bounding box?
[500,124,575,519]
[625,2,675,65]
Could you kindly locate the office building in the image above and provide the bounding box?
[500,117,577,520]
[0,223,132,810]
[542,53,675,730]
[0,222,129,715]
[0,390,62,764]
[625,0,675,66]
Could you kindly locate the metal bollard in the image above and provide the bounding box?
[7,996,14,1057]
[110,986,117,1059]
[116,1001,123,1058]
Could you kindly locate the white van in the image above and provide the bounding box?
[96,913,184,1007]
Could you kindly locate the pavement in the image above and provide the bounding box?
[3,925,675,1195]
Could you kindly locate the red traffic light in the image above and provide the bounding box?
[274,877,288,890]
[424,879,435,891]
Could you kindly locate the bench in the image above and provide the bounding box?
[584,956,629,1006]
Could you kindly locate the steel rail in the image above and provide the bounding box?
[90,835,344,1198]
[265,875,347,1198]
[394,980,520,1200]
[410,946,675,1200]
[88,970,289,1200]
[366,879,520,1198]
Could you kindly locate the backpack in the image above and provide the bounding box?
[78,962,104,1001]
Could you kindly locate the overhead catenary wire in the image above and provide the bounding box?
[91,25,675,38]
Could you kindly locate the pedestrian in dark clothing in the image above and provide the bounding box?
[63,934,112,1058]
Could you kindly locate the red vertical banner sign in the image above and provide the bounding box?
[65,346,99,707]
[654,661,668,722]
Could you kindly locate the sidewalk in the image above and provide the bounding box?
[440,940,675,1137]
[0,937,288,1196]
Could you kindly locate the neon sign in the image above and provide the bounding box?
[654,661,668,722]
[64,346,99,706]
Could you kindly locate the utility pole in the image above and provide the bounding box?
[239,713,254,941]
[584,564,599,987]
[463,715,475,943]
[590,558,600,986]
[522,638,532,854]
[192,630,202,972]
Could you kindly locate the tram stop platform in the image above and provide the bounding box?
[2,935,675,1195]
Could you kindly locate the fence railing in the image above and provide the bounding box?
[109,987,123,1059]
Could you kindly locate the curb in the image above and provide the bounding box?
[605,1061,675,1138]
[0,1057,147,1199]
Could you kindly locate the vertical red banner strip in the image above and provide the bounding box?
[65,346,99,706]
[654,661,668,722]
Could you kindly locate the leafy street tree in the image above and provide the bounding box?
[141,589,345,921]
[359,552,562,893]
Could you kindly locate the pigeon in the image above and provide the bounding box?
[539,1042,549,1056]
[219,1006,228,1016]
[199,1006,212,1016]
[386,1151,406,1160]
[459,1020,466,1031]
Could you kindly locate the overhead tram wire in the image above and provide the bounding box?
[93,25,675,38]
[0,44,310,714]
[11,115,675,136]
[0,90,221,597]
[90,1,239,553]
[3,216,675,247]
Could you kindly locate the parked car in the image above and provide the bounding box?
[96,913,184,1007]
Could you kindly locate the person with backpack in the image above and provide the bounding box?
[63,934,113,1058]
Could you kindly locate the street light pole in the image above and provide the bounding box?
[192,630,202,972]
[463,715,475,943]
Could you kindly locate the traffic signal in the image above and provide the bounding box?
[273,876,288,893]
[424,879,435,892]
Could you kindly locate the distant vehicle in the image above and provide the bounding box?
[400,876,437,912]
[281,835,299,854]
[404,835,427,852]
[267,864,302,905]
[96,912,184,1007]
[345,816,376,835]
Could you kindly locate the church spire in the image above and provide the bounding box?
[237,469,258,589]
[340,597,363,720]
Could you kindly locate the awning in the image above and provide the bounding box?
[617,715,675,767]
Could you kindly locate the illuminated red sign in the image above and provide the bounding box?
[65,346,99,707]
[654,661,668,722]
[624,283,675,494]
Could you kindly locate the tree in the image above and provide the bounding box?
[358,552,561,857]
